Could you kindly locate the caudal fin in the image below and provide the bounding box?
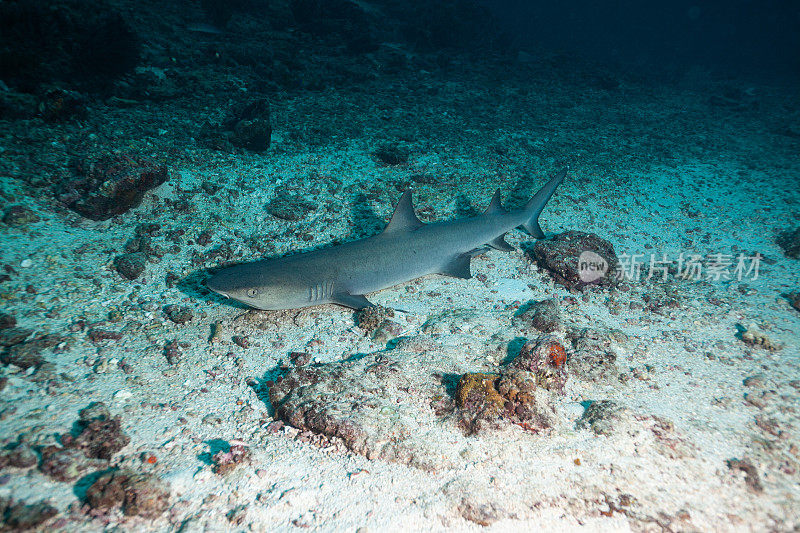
[519,168,567,238]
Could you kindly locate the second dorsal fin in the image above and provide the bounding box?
[483,189,505,215]
[383,189,424,234]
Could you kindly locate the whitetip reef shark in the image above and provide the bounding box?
[207,169,566,310]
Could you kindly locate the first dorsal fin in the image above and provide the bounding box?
[383,189,424,234]
[484,189,505,215]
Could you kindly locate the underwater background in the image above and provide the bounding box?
[0,0,798,530]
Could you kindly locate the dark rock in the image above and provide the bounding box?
[58,155,168,221]
[0,313,16,330]
[787,291,800,312]
[1,333,63,369]
[164,305,194,324]
[374,143,409,165]
[266,193,316,221]
[2,205,40,227]
[70,416,130,460]
[228,99,271,152]
[0,327,32,347]
[39,87,87,122]
[777,227,800,259]
[86,469,170,518]
[3,499,57,530]
[529,231,619,290]
[3,443,38,468]
[1,340,45,369]
[114,252,147,280]
[512,298,561,333]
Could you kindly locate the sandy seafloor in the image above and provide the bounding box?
[1,62,799,532]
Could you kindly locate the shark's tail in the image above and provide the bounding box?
[519,168,567,238]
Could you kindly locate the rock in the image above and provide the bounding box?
[739,323,781,351]
[777,227,800,259]
[0,313,16,329]
[529,231,619,290]
[456,336,568,434]
[212,443,251,475]
[164,305,193,324]
[0,327,32,347]
[2,205,40,227]
[786,291,800,312]
[228,99,272,152]
[58,154,168,221]
[69,415,130,460]
[86,469,170,518]
[512,298,561,333]
[39,447,103,482]
[0,90,38,120]
[356,305,395,333]
[266,193,316,221]
[727,458,763,492]
[577,400,632,436]
[2,499,57,530]
[374,143,410,165]
[114,252,147,280]
[39,87,87,122]
[79,401,111,423]
[3,443,38,468]
[566,327,624,384]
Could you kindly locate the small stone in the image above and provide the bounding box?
[114,252,147,280]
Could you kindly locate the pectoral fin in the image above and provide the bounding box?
[439,253,472,279]
[333,292,375,310]
[487,234,514,252]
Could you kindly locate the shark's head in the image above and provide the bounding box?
[206,261,307,311]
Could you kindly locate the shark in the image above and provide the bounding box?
[207,169,566,310]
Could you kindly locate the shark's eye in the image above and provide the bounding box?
[246,288,258,298]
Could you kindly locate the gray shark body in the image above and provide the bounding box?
[207,170,566,310]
